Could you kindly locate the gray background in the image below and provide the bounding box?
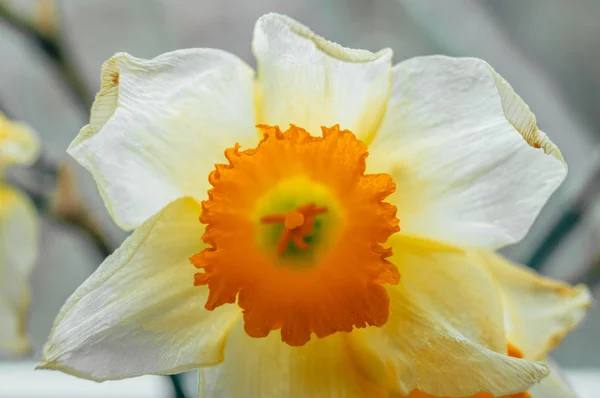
[1,0,598,369]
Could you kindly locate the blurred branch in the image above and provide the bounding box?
[168,374,188,398]
[577,258,600,287]
[0,5,186,397]
[0,1,92,113]
[526,166,600,272]
[526,208,581,271]
[49,163,112,258]
[33,0,59,38]
[9,159,188,398]
[7,158,112,258]
[0,8,187,396]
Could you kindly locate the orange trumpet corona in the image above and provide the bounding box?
[190,124,400,346]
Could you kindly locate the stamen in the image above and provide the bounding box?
[260,203,328,255]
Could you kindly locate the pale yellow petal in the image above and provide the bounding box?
[347,235,549,397]
[0,185,37,355]
[68,49,257,230]
[393,361,579,397]
[198,321,384,398]
[0,112,39,167]
[39,197,241,381]
[529,358,577,398]
[369,56,566,249]
[0,295,30,355]
[253,13,392,141]
[480,250,591,361]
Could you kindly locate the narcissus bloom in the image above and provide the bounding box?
[0,112,39,355]
[40,14,590,398]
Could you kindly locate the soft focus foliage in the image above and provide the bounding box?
[0,113,39,355]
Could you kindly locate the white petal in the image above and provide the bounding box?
[253,13,392,141]
[0,113,39,167]
[198,321,383,398]
[529,359,577,398]
[68,49,257,230]
[480,250,591,361]
[348,236,549,397]
[368,56,566,248]
[39,198,241,381]
[0,186,37,354]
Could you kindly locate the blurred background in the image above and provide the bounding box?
[1,0,599,396]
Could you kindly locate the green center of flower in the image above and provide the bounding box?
[252,177,342,264]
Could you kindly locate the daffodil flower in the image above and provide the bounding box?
[40,14,590,398]
[0,112,39,356]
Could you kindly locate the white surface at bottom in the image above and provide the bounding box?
[0,362,598,397]
[0,362,171,398]
[568,371,600,398]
